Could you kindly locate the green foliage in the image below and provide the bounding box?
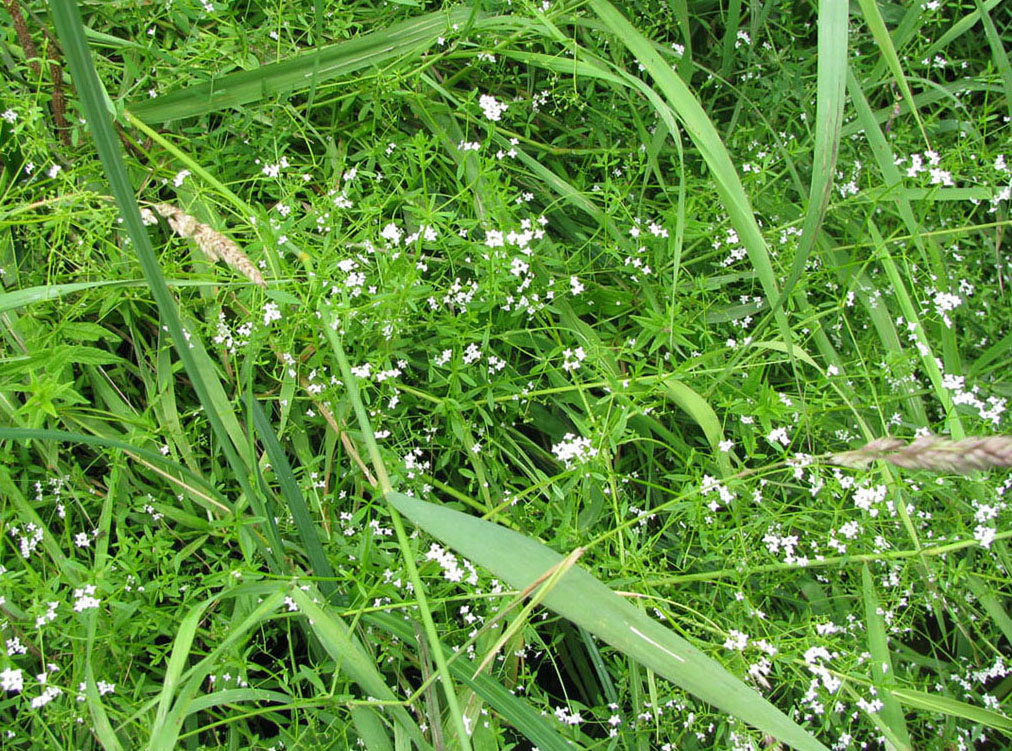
[1,0,1011,749]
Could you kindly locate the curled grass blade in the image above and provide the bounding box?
[586,0,794,361]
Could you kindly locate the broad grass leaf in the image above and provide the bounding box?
[351,706,394,751]
[386,491,828,751]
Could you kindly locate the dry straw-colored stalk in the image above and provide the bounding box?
[831,435,1012,473]
[141,203,265,288]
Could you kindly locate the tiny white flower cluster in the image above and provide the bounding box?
[941,372,1006,428]
[561,346,586,372]
[899,150,954,186]
[425,543,478,585]
[553,705,584,725]
[1,667,22,693]
[478,93,507,122]
[73,584,100,612]
[552,433,598,469]
[700,475,734,512]
[259,156,290,179]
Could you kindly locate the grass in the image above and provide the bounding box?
[1,0,1012,749]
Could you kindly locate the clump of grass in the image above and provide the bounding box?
[832,435,1012,473]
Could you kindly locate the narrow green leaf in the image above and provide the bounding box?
[148,599,213,749]
[853,0,928,143]
[49,0,279,569]
[366,610,576,751]
[148,589,289,751]
[775,0,848,313]
[288,587,430,749]
[248,395,341,603]
[861,565,912,749]
[85,613,124,751]
[661,378,731,475]
[889,687,1012,735]
[920,0,1005,60]
[974,0,1012,122]
[0,426,228,514]
[965,574,1012,646]
[185,688,293,714]
[130,7,479,123]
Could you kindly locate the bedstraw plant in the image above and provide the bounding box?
[1,0,1011,749]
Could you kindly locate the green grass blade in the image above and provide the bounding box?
[385,490,828,751]
[147,599,213,750]
[974,0,1012,122]
[920,0,1005,60]
[351,706,395,751]
[861,565,913,749]
[248,395,341,603]
[0,280,121,313]
[776,0,848,313]
[868,220,965,439]
[84,613,124,751]
[889,688,1012,735]
[129,7,479,123]
[661,378,732,476]
[965,574,1012,645]
[0,426,229,513]
[970,328,1012,379]
[48,0,282,566]
[288,587,430,749]
[183,688,293,715]
[148,589,290,751]
[854,0,928,144]
[718,0,743,81]
[322,318,471,751]
[365,610,576,751]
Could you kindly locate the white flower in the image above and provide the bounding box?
[552,433,597,468]
[263,302,282,325]
[478,94,506,122]
[1,668,23,693]
[766,427,790,446]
